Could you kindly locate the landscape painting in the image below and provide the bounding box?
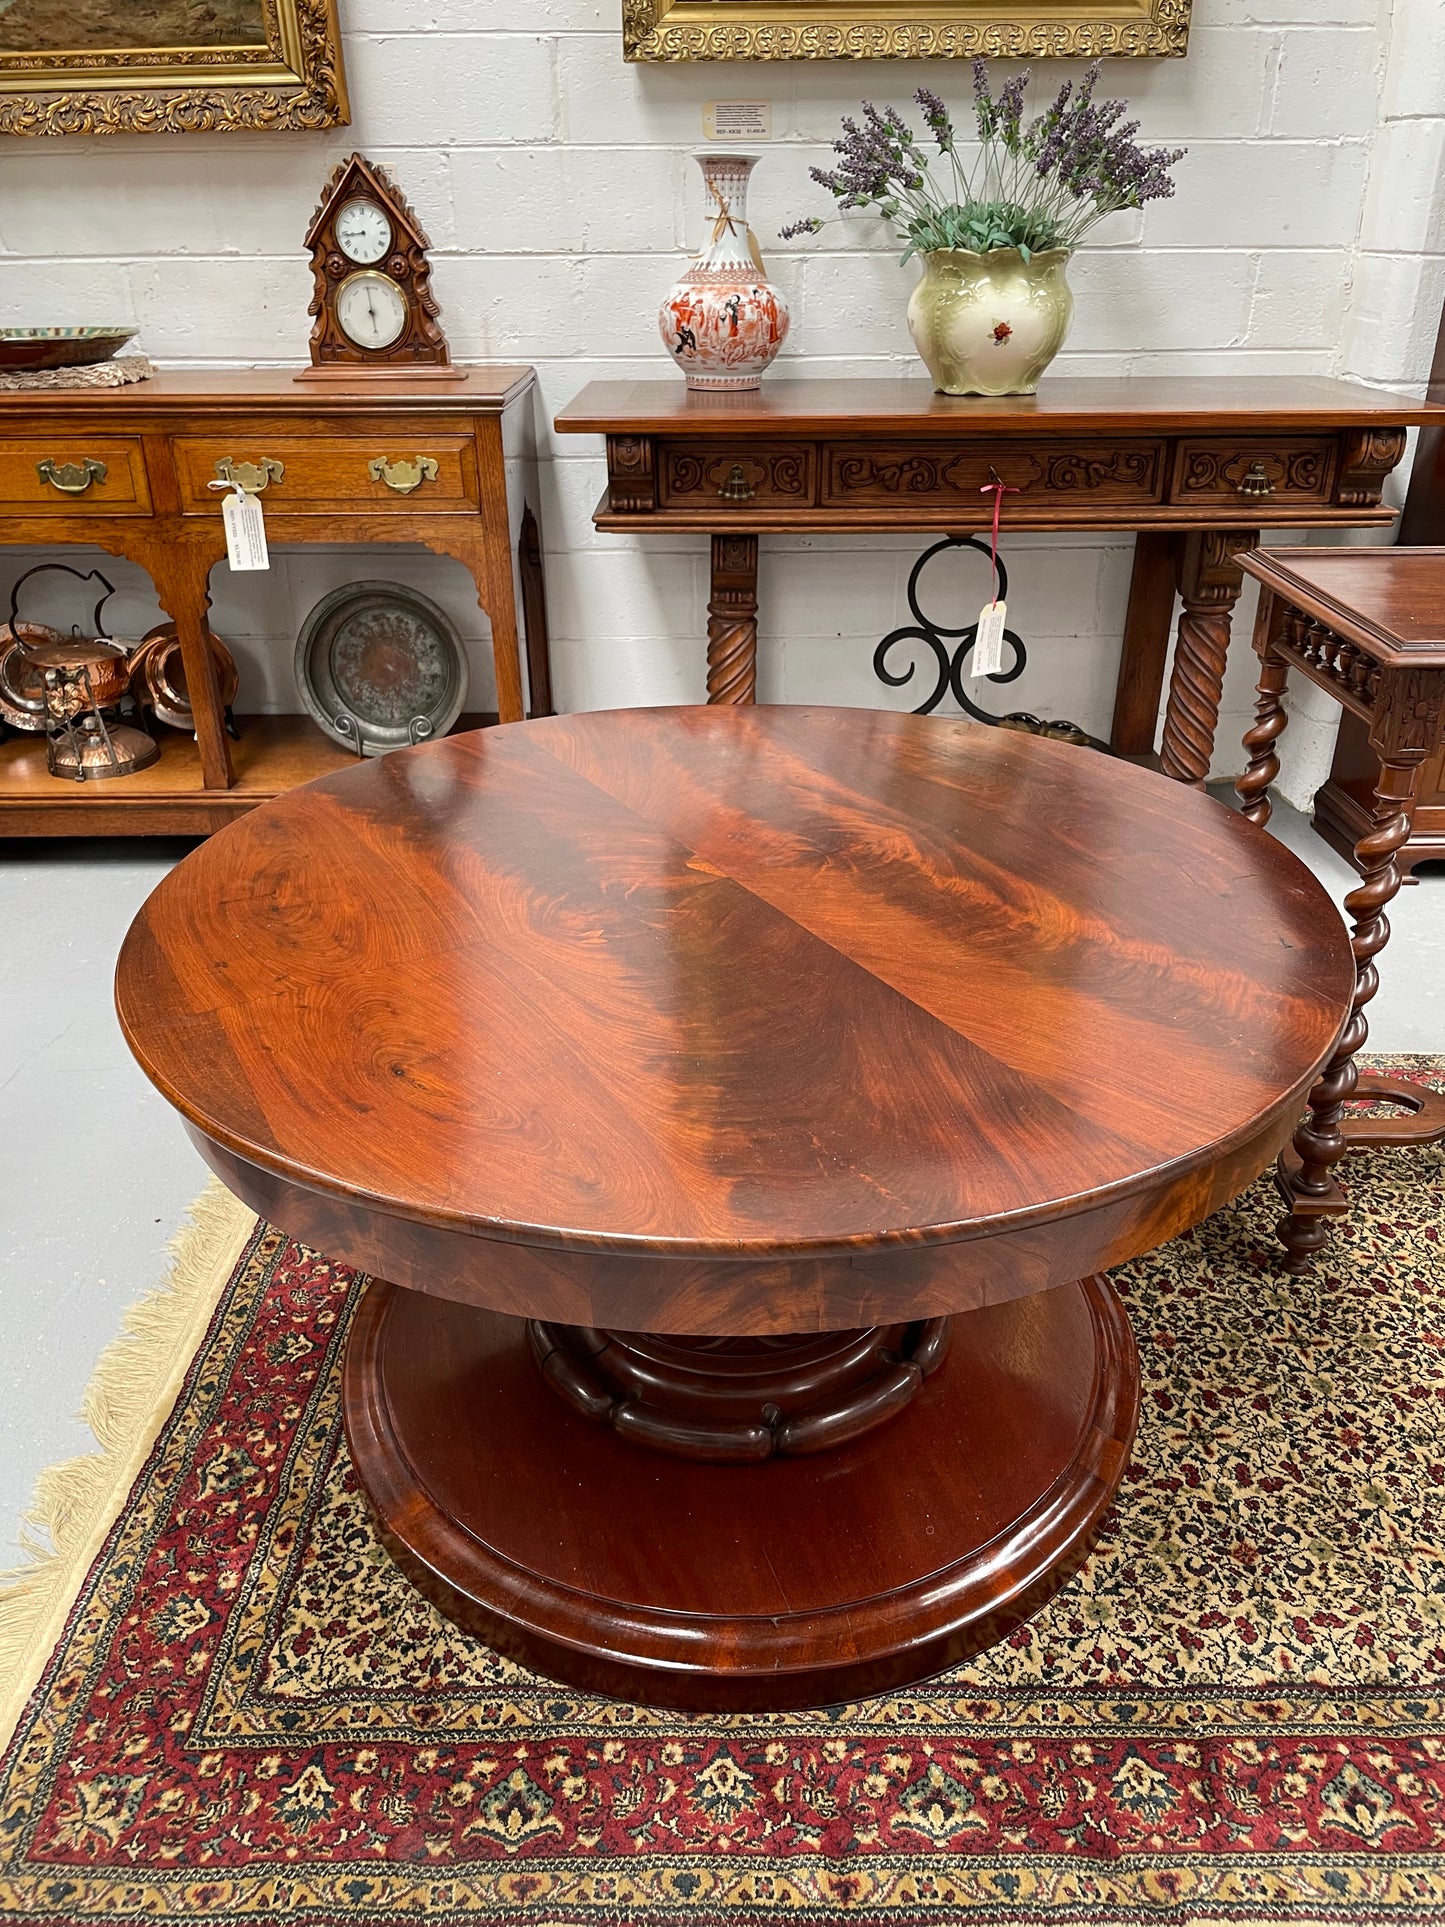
[0,0,347,134]
[0,0,267,52]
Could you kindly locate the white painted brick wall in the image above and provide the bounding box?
[1,0,1443,805]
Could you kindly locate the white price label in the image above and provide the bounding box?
[973,599,1007,677]
[222,488,269,571]
[704,101,772,141]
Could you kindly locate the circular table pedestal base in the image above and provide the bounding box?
[343,1275,1139,1712]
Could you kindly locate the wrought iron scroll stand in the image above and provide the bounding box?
[873,535,1104,750]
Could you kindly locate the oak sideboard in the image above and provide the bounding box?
[0,368,549,837]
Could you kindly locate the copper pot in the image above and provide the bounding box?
[0,621,56,731]
[128,621,238,732]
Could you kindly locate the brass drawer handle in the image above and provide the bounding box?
[213,457,284,493]
[368,455,439,496]
[717,464,756,503]
[37,457,107,495]
[1235,460,1275,499]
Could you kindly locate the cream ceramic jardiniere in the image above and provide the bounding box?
[906,247,1073,397]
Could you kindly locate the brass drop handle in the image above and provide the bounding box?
[1235,460,1275,499]
[36,457,107,495]
[718,463,756,503]
[213,456,284,493]
[368,455,439,496]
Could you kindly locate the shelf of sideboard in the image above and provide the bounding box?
[0,712,498,837]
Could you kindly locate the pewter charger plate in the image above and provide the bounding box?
[295,582,469,757]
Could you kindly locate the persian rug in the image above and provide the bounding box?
[2,1058,1445,1927]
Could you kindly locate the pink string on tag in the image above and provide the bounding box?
[979,474,1019,607]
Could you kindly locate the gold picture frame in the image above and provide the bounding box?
[625,0,1189,60]
[0,0,348,136]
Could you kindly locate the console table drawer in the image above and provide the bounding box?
[0,438,150,514]
[659,442,816,507]
[171,435,480,515]
[1169,438,1336,506]
[821,440,1166,508]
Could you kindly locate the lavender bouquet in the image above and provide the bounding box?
[783,61,1184,263]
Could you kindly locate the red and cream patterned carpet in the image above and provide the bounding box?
[2,1062,1444,1925]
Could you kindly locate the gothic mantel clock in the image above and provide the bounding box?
[298,154,461,383]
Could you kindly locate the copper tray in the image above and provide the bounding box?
[0,327,137,372]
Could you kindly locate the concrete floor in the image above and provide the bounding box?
[1,800,1442,1566]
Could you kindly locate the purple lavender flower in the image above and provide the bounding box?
[784,62,1185,260]
[914,85,953,151]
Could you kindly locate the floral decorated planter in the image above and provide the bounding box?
[907,247,1074,396]
[782,63,1182,398]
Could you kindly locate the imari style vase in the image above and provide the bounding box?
[660,153,789,392]
[907,246,1074,397]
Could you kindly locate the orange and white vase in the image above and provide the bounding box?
[659,153,789,392]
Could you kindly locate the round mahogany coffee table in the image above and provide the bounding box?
[117,706,1352,1711]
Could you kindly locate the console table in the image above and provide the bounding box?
[0,368,549,836]
[555,378,1444,780]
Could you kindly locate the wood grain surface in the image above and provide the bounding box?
[118,706,1353,1328]
[117,704,1354,1703]
[342,1267,1139,1710]
[554,377,1443,438]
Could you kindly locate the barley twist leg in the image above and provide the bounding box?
[707,533,759,706]
[1275,761,1413,1272]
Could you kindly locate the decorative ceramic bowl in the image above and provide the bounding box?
[0,327,138,373]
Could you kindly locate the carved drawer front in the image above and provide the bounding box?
[659,442,817,508]
[171,435,479,516]
[821,440,1165,508]
[1169,438,1336,506]
[0,437,150,515]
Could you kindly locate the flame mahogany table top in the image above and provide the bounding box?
[118,705,1352,1282]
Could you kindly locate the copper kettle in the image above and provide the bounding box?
[0,565,132,725]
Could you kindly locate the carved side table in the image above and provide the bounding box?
[554,377,1444,775]
[1237,547,1445,1271]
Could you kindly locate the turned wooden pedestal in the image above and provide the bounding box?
[344,1276,1136,1709]
[117,706,1353,1709]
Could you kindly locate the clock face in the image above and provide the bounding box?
[335,198,393,265]
[336,271,408,351]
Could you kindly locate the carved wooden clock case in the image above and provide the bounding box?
[299,153,462,382]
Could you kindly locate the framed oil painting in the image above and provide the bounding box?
[0,0,348,135]
[625,0,1189,60]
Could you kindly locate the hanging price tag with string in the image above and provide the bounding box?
[207,477,270,572]
[973,474,1018,676]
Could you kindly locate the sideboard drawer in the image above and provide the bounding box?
[659,442,817,508]
[1169,438,1337,506]
[0,438,151,515]
[821,440,1166,509]
[171,435,480,515]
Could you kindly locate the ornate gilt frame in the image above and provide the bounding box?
[625,0,1189,60]
[0,0,348,136]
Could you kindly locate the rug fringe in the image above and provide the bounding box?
[0,1178,257,1756]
